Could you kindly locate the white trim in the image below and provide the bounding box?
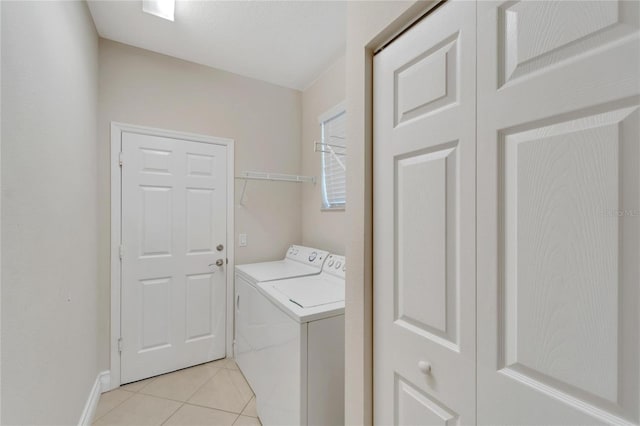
[110,122,235,389]
[318,100,347,124]
[0,4,3,419]
[78,371,110,426]
[110,123,121,390]
[225,139,235,360]
[99,370,111,393]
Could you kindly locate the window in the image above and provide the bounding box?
[319,104,347,210]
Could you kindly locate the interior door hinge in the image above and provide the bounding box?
[118,337,123,352]
[119,245,124,260]
[119,152,123,167]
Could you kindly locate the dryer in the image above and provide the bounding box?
[252,254,346,426]
[234,245,328,396]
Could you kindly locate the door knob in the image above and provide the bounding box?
[217,244,224,251]
[418,360,431,375]
[215,258,224,267]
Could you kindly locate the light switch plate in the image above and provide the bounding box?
[239,233,247,247]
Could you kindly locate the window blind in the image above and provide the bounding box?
[321,110,347,209]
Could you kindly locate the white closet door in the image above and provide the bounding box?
[121,132,228,383]
[373,1,476,424]
[477,1,640,424]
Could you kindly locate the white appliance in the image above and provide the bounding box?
[246,254,346,426]
[234,245,329,399]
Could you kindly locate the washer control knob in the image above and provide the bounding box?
[328,259,335,267]
[308,251,317,262]
[335,261,342,269]
[294,248,299,255]
[418,360,432,375]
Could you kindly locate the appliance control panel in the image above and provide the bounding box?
[286,245,329,268]
[323,254,346,279]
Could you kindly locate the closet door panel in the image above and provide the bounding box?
[477,1,640,424]
[373,1,476,424]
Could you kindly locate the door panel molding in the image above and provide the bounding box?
[110,122,234,390]
[394,140,459,350]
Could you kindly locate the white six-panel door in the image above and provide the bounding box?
[121,132,228,383]
[477,1,640,424]
[373,1,476,424]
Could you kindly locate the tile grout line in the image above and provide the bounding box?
[182,400,247,417]
[95,359,252,424]
[160,401,186,426]
[226,365,255,412]
[238,394,253,416]
[211,359,256,419]
[140,364,251,417]
[121,358,228,402]
[222,360,260,424]
[225,365,256,415]
[92,389,136,423]
[180,365,225,405]
[122,376,157,394]
[180,365,256,418]
[92,370,169,423]
[137,365,223,402]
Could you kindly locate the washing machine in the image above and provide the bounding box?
[234,245,328,397]
[251,254,346,426]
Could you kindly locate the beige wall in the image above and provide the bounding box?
[344,1,437,424]
[301,55,346,255]
[97,39,303,371]
[1,1,99,424]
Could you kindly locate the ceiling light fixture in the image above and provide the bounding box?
[142,0,175,21]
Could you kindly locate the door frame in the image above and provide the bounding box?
[109,122,235,389]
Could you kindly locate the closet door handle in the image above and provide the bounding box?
[418,360,431,375]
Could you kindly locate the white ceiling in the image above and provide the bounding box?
[87,1,346,90]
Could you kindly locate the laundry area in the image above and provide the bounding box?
[2,0,348,424]
[98,3,349,423]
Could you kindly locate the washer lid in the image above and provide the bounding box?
[272,278,344,308]
[235,260,321,283]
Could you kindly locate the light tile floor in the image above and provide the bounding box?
[93,358,261,426]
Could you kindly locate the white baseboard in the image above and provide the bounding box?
[78,371,110,426]
[99,371,111,393]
